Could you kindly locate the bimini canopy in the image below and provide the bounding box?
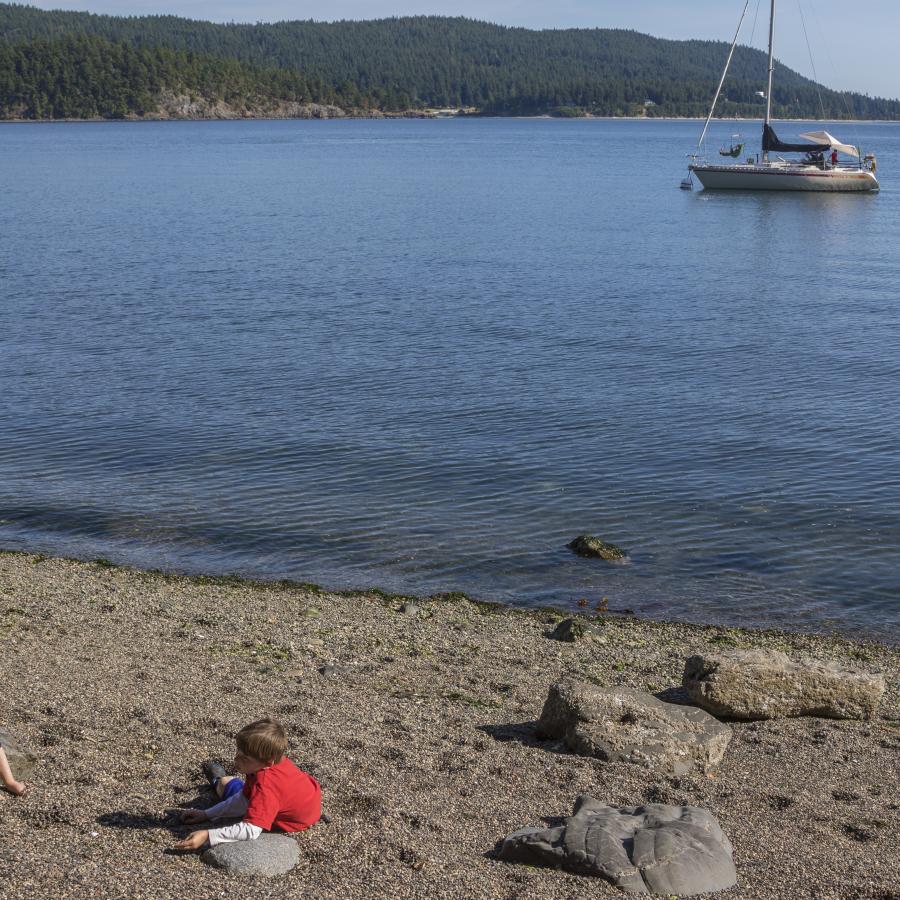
[762,124,830,153]
[798,131,860,157]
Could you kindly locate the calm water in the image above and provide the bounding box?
[1,118,898,640]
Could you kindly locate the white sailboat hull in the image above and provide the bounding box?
[690,162,879,192]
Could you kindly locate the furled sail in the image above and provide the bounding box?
[762,124,830,153]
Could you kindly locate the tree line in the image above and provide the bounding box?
[0,35,381,118]
[1,5,897,119]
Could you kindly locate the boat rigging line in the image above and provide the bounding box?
[803,0,863,152]
[748,0,764,49]
[693,0,753,159]
[796,0,827,122]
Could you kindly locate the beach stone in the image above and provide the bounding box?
[548,617,602,642]
[202,834,299,876]
[497,794,736,895]
[319,664,348,678]
[0,728,37,781]
[683,649,885,720]
[568,535,626,560]
[536,681,731,775]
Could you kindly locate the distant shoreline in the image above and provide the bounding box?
[2,114,898,124]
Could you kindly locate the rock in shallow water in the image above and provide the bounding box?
[497,794,737,896]
[567,535,626,560]
[683,649,885,720]
[202,834,299,876]
[536,681,731,776]
[0,728,36,782]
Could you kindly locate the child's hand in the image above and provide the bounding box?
[173,829,209,851]
[180,809,208,824]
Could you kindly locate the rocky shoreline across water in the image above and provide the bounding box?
[0,549,897,898]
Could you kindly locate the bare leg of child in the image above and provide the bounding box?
[215,776,237,799]
[0,747,27,797]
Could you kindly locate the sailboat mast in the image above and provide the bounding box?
[764,0,776,161]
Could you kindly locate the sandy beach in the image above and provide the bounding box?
[0,549,897,898]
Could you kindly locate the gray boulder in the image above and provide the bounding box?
[536,681,731,776]
[0,728,36,782]
[497,794,737,895]
[683,649,885,720]
[202,834,299,876]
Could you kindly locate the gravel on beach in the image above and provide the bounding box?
[1,550,897,899]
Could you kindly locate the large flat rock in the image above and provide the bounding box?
[497,794,737,896]
[202,834,299,876]
[683,649,885,720]
[536,681,731,776]
[0,728,36,782]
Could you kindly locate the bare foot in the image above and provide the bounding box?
[3,780,27,797]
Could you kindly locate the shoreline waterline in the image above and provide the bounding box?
[2,545,897,649]
[2,115,900,124]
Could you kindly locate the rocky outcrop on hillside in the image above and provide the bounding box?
[150,92,348,120]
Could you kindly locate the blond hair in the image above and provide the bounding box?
[235,717,288,763]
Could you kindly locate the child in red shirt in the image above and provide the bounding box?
[175,717,320,850]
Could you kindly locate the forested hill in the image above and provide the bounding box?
[1,3,898,120]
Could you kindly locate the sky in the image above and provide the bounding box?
[20,1,900,98]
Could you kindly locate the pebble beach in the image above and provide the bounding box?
[0,549,897,899]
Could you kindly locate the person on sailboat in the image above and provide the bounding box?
[830,148,838,168]
[805,150,824,169]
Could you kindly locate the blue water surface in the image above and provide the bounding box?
[1,117,898,640]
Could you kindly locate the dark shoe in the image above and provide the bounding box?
[202,760,227,786]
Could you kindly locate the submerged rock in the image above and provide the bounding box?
[567,535,626,560]
[536,681,731,775]
[0,728,36,782]
[202,833,300,876]
[683,649,885,720]
[497,794,737,895]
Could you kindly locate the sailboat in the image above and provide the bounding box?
[687,0,879,192]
